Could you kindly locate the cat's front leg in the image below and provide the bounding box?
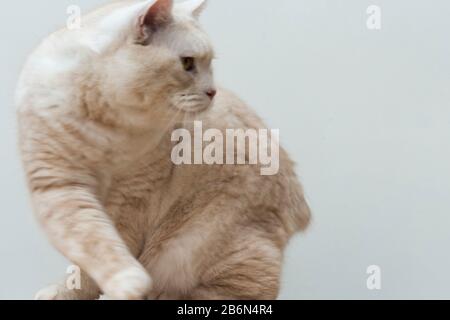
[31,185,152,299]
[26,165,152,299]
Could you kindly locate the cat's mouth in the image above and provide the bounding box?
[171,93,212,113]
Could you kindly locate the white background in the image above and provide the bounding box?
[1,0,449,299]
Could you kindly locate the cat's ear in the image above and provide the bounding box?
[179,0,208,19]
[138,0,173,39]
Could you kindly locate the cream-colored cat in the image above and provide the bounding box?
[16,0,310,300]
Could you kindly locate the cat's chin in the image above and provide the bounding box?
[170,93,213,114]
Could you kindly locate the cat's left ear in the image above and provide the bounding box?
[137,0,173,41]
[179,0,208,19]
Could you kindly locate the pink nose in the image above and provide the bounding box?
[206,89,217,99]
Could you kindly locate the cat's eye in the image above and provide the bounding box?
[181,57,196,72]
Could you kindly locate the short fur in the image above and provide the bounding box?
[16,0,310,300]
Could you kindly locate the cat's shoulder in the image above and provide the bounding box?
[210,88,266,129]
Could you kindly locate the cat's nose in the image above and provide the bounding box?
[205,89,217,100]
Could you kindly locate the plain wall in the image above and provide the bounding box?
[1,0,449,299]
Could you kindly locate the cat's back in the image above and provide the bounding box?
[15,1,133,114]
[197,88,311,234]
[206,89,265,129]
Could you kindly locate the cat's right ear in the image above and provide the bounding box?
[137,0,173,43]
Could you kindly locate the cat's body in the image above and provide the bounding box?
[16,0,310,300]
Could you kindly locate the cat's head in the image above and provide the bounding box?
[86,0,216,120]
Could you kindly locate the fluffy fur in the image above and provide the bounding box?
[16,0,310,300]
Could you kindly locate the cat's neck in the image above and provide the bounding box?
[73,86,178,165]
[76,72,176,134]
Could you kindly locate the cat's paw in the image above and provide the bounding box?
[35,284,61,300]
[102,266,152,300]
